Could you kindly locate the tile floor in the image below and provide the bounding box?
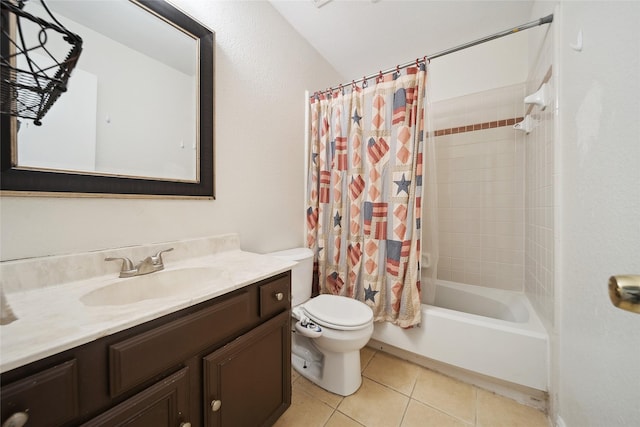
[274,347,549,427]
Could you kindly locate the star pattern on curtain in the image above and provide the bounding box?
[334,211,342,227]
[394,173,411,195]
[364,284,379,303]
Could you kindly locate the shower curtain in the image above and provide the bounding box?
[306,64,427,327]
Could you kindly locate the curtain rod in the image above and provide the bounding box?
[318,14,553,94]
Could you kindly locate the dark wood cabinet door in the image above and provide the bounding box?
[1,360,79,427]
[109,291,251,397]
[203,311,291,427]
[81,367,190,427]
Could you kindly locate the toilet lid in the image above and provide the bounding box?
[302,294,373,330]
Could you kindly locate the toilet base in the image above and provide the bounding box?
[292,334,363,396]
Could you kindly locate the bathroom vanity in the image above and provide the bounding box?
[0,235,295,427]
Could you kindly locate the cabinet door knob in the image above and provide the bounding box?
[180,423,191,427]
[275,292,284,301]
[2,412,29,427]
[211,400,222,412]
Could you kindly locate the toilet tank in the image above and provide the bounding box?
[266,248,313,307]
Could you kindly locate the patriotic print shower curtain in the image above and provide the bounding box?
[306,64,426,328]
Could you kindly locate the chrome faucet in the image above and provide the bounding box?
[106,248,174,278]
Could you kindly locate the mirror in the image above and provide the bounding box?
[0,0,215,198]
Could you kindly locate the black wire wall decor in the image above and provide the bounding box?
[0,0,82,126]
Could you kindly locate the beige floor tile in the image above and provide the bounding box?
[360,346,377,371]
[294,375,344,408]
[363,352,421,395]
[281,349,549,427]
[273,382,334,427]
[401,399,470,427]
[337,377,409,427]
[291,367,300,383]
[411,368,476,424]
[326,411,365,427]
[476,389,549,427]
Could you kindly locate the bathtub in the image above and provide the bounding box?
[371,280,548,391]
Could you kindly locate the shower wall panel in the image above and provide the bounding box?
[427,84,527,292]
[524,24,555,330]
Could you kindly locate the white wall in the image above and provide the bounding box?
[555,1,640,426]
[429,30,531,102]
[0,0,342,261]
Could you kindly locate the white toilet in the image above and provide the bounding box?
[267,248,374,396]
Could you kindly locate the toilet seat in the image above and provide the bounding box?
[302,294,373,331]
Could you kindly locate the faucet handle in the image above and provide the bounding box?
[105,257,136,276]
[151,248,174,266]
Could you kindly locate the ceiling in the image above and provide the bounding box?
[270,0,535,82]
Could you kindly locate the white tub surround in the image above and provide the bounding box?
[372,280,548,393]
[0,234,295,373]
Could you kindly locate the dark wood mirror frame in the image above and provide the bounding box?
[0,0,215,198]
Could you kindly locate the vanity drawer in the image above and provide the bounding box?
[109,291,251,397]
[259,274,290,318]
[1,360,79,427]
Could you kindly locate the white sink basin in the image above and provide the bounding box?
[81,267,228,306]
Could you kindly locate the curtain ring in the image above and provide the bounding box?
[377,70,383,83]
[363,76,368,88]
[416,58,420,67]
[352,80,356,90]
[396,65,400,76]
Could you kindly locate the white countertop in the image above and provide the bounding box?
[0,249,295,373]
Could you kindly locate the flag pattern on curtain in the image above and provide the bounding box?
[307,65,426,327]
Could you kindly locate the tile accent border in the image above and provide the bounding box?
[433,116,524,137]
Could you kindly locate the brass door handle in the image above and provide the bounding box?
[608,275,640,314]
